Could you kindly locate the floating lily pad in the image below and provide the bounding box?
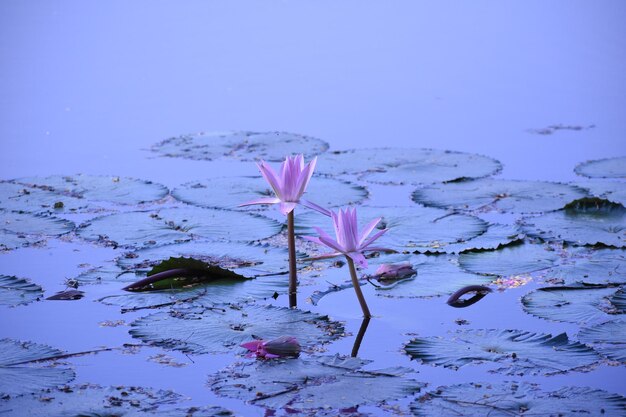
[0,383,233,416]
[75,266,145,284]
[152,131,328,162]
[425,223,524,254]
[316,148,501,184]
[78,207,282,249]
[575,156,626,179]
[13,174,169,206]
[404,329,599,375]
[412,179,587,213]
[297,206,488,253]
[100,274,288,310]
[372,255,495,298]
[0,339,75,397]
[546,247,626,285]
[459,243,558,276]
[0,182,88,214]
[578,320,626,363]
[576,180,626,206]
[0,210,75,250]
[172,176,368,211]
[130,304,343,355]
[410,382,626,417]
[210,355,424,411]
[117,241,296,278]
[522,198,626,247]
[0,275,43,307]
[522,286,624,324]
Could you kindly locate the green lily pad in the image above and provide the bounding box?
[0,339,75,397]
[172,176,368,211]
[404,329,599,375]
[297,206,488,253]
[210,355,424,411]
[410,382,626,417]
[576,180,626,206]
[575,156,626,179]
[578,320,626,363]
[129,304,344,355]
[0,275,43,307]
[425,223,524,254]
[100,274,288,310]
[0,210,75,250]
[316,148,501,184]
[459,243,558,276]
[546,247,626,285]
[412,179,588,213]
[522,286,624,324]
[117,241,295,278]
[75,266,145,284]
[78,207,282,249]
[522,198,626,247]
[152,131,328,162]
[0,383,233,416]
[0,182,88,214]
[372,254,495,298]
[13,174,169,206]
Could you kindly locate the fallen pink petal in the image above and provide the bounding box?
[374,262,416,281]
[240,336,301,359]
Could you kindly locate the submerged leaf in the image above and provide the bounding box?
[130,304,344,355]
[0,339,75,397]
[522,198,626,247]
[574,156,626,179]
[0,275,43,307]
[210,355,424,411]
[412,179,587,213]
[152,130,328,162]
[410,382,626,417]
[404,329,599,375]
[78,207,282,249]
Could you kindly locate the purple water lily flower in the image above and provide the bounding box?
[240,336,301,359]
[240,154,329,216]
[303,207,389,268]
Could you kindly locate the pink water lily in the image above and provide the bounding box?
[303,207,389,268]
[240,336,301,359]
[240,155,329,216]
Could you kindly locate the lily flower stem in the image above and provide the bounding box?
[345,256,372,318]
[351,316,371,357]
[287,211,298,308]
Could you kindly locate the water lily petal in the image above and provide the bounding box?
[241,340,265,352]
[300,199,331,216]
[238,197,281,207]
[258,161,284,200]
[295,157,317,199]
[358,217,382,246]
[319,235,346,254]
[347,251,368,268]
[278,202,297,215]
[360,228,388,250]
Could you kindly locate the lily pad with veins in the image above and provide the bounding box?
[574,156,626,179]
[410,382,626,417]
[522,286,624,324]
[459,243,558,276]
[522,198,626,247]
[0,275,43,307]
[209,355,424,411]
[546,247,626,285]
[412,179,587,213]
[576,180,626,206]
[296,206,488,253]
[0,339,75,397]
[0,210,75,250]
[316,148,501,184]
[130,304,344,355]
[0,383,233,416]
[13,174,169,205]
[404,329,599,375]
[151,131,328,162]
[78,207,282,249]
[578,320,626,363]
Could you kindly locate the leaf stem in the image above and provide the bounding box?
[287,211,297,308]
[345,256,371,318]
